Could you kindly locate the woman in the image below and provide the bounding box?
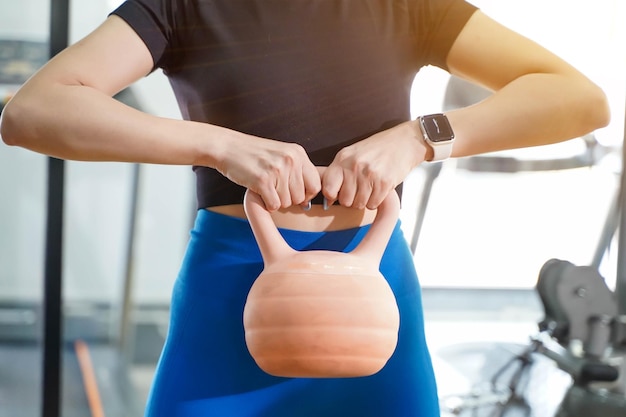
[0,1,610,416]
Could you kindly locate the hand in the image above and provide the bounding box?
[322,121,429,210]
[216,133,321,211]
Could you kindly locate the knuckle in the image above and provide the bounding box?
[338,195,352,207]
[256,171,274,189]
[280,199,292,209]
[291,190,306,205]
[322,187,337,200]
[282,152,296,167]
[309,189,321,200]
[292,143,307,154]
[378,176,393,190]
[366,200,381,210]
[284,143,305,161]
[266,201,280,211]
[360,161,374,175]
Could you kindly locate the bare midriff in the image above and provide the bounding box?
[206,204,377,232]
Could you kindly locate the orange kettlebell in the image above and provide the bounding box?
[242,189,400,378]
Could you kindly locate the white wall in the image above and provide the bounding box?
[408,0,626,288]
[0,0,193,304]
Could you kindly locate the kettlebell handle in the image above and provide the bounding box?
[243,188,400,266]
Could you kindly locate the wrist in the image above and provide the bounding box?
[409,119,434,162]
[189,121,234,168]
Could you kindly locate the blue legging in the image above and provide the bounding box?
[144,209,439,417]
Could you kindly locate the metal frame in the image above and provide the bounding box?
[615,98,626,315]
[42,1,69,416]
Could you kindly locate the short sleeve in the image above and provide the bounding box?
[109,0,178,71]
[413,0,478,71]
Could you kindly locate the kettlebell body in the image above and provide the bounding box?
[243,190,401,378]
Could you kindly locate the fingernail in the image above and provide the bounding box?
[323,198,329,211]
[303,201,311,211]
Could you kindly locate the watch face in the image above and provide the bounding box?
[421,114,454,143]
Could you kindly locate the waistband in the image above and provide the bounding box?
[194,208,375,253]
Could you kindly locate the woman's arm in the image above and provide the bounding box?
[0,16,189,162]
[0,16,320,210]
[444,10,610,156]
[322,10,610,209]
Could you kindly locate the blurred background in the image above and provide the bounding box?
[0,0,625,416]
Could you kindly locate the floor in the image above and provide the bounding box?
[126,314,573,417]
[124,291,570,417]
[426,319,572,417]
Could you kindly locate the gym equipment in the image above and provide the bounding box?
[242,189,400,378]
[529,94,626,417]
[437,225,626,417]
[428,76,626,417]
[534,259,626,417]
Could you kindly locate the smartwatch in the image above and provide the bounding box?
[418,113,455,162]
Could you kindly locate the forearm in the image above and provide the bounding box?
[0,82,226,167]
[1,80,323,209]
[445,73,610,157]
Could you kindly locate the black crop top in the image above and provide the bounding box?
[111,0,478,208]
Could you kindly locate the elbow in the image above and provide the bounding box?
[0,95,42,149]
[581,81,611,133]
[0,98,25,147]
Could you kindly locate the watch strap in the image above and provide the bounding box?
[430,140,453,161]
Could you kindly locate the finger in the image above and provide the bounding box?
[336,170,357,208]
[363,168,395,209]
[352,173,374,210]
[274,173,292,209]
[366,182,393,210]
[302,163,322,203]
[286,169,306,206]
[257,182,281,212]
[321,165,343,207]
